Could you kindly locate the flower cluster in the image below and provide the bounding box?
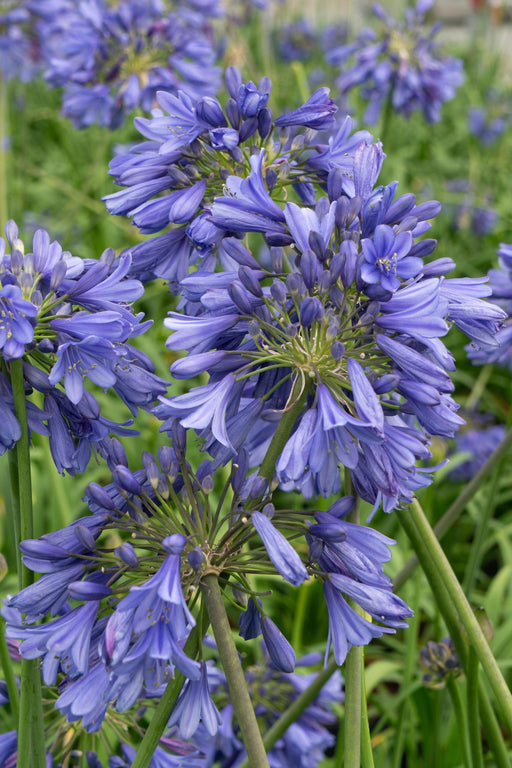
[4,433,410,734]
[467,89,512,146]
[37,0,222,129]
[103,67,367,286]
[327,0,464,124]
[0,221,167,470]
[0,1,43,82]
[449,420,505,482]
[154,140,504,512]
[467,243,512,368]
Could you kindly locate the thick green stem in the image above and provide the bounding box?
[237,658,339,768]
[0,619,19,723]
[360,653,375,768]
[131,627,200,768]
[397,499,512,733]
[445,677,473,768]
[395,426,512,588]
[397,506,510,766]
[259,378,308,482]
[467,648,484,768]
[201,573,269,768]
[9,359,45,767]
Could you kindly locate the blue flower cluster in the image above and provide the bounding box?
[154,140,504,511]
[103,67,362,285]
[0,1,43,82]
[468,243,512,368]
[0,221,167,469]
[327,0,464,124]
[25,0,223,129]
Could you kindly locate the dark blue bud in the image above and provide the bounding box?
[327,167,344,201]
[157,476,170,499]
[115,542,139,567]
[270,247,283,272]
[239,596,262,640]
[163,533,187,555]
[331,340,344,359]
[157,445,176,475]
[195,97,226,127]
[231,449,249,494]
[411,241,441,262]
[225,66,242,99]
[286,323,298,337]
[261,616,296,672]
[383,193,416,224]
[86,482,116,511]
[373,373,399,393]
[108,438,129,468]
[328,496,356,518]
[5,219,18,246]
[336,196,361,229]
[300,296,324,326]
[112,465,142,496]
[261,502,275,519]
[238,265,263,297]
[50,260,67,292]
[329,285,345,310]
[308,230,326,260]
[248,319,260,337]
[228,280,254,314]
[37,338,53,353]
[286,272,305,297]
[308,537,324,562]
[266,167,278,192]
[413,200,442,221]
[318,271,332,294]
[238,117,258,142]
[339,239,358,287]
[258,107,273,140]
[249,475,268,499]
[229,146,244,164]
[171,422,187,452]
[300,248,321,290]
[225,97,241,129]
[68,581,112,601]
[188,547,204,571]
[74,524,96,551]
[270,280,287,307]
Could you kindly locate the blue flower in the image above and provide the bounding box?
[168,662,222,739]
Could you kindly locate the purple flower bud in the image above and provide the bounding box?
[300,296,324,326]
[229,146,244,164]
[108,438,128,468]
[328,496,356,518]
[209,127,239,151]
[270,279,287,305]
[331,341,345,360]
[270,247,283,272]
[266,167,278,192]
[258,107,273,140]
[68,580,112,600]
[228,281,254,314]
[238,117,258,142]
[239,596,262,639]
[163,533,187,555]
[249,475,268,499]
[238,266,263,298]
[237,81,270,117]
[195,97,226,128]
[115,542,139,567]
[300,248,321,290]
[112,465,143,496]
[225,66,242,99]
[157,446,175,475]
[225,97,241,129]
[86,482,116,511]
[187,547,203,571]
[74,524,96,552]
[261,616,296,672]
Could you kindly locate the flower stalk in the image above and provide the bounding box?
[201,572,270,768]
[397,498,512,733]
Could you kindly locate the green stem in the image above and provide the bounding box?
[445,676,473,768]
[131,626,200,768]
[201,573,269,768]
[344,644,362,768]
[396,506,510,766]
[7,448,22,588]
[237,658,339,768]
[397,499,512,733]
[360,652,375,768]
[0,619,19,723]
[9,359,45,767]
[395,426,512,589]
[467,648,484,768]
[259,378,308,483]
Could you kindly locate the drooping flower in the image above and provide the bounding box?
[0,221,168,472]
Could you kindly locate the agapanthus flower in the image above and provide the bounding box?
[467,88,512,145]
[327,0,464,124]
[449,420,505,482]
[0,1,43,81]
[467,242,512,368]
[38,0,222,129]
[103,67,374,284]
[155,143,503,511]
[192,652,341,768]
[0,221,167,471]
